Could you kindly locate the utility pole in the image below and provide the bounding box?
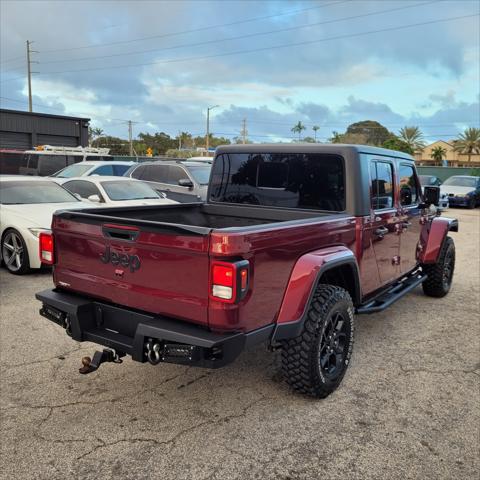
[241,118,248,144]
[206,105,219,154]
[128,120,133,156]
[26,40,38,112]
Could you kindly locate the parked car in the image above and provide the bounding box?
[51,161,135,178]
[419,175,449,211]
[56,176,177,207]
[36,144,457,399]
[0,176,90,274]
[124,160,211,202]
[440,175,480,208]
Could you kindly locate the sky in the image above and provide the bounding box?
[1,0,479,144]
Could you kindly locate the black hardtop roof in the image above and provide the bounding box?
[215,143,415,161]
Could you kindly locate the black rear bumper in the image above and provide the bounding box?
[35,289,273,368]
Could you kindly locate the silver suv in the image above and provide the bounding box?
[124,160,211,202]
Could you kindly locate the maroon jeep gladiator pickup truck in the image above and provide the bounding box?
[36,144,458,398]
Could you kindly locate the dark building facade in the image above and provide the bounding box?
[0,109,90,150]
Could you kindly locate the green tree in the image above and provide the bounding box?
[329,131,342,143]
[453,127,480,163]
[291,121,307,141]
[88,126,104,145]
[312,125,320,142]
[344,120,393,146]
[302,136,316,143]
[430,145,447,165]
[398,126,425,152]
[92,135,129,155]
[382,137,414,154]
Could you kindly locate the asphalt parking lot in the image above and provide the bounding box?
[0,209,479,480]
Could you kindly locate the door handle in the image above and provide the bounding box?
[375,226,389,237]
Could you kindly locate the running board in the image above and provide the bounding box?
[356,273,427,314]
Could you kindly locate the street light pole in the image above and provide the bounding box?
[206,105,219,154]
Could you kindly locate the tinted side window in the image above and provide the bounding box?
[210,153,345,211]
[129,165,145,179]
[168,166,188,185]
[27,154,39,168]
[113,164,132,176]
[399,164,419,206]
[371,161,394,210]
[38,155,68,176]
[63,180,102,200]
[143,164,169,183]
[91,164,114,176]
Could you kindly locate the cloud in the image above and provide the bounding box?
[1,0,478,142]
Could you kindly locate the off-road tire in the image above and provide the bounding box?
[281,284,354,398]
[422,236,455,298]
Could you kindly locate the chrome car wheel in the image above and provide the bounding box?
[2,231,28,273]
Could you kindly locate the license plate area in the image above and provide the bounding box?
[40,304,67,327]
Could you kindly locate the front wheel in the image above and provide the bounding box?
[281,284,354,398]
[422,236,455,298]
[1,229,31,275]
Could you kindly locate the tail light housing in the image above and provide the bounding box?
[39,232,54,265]
[210,260,249,303]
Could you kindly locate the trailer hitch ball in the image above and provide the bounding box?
[145,338,162,365]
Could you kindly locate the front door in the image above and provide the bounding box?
[369,160,401,286]
[398,163,422,274]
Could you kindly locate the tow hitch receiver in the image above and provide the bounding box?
[79,349,125,374]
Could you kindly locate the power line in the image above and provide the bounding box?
[39,1,349,54]
[0,55,25,65]
[37,1,437,66]
[35,13,479,75]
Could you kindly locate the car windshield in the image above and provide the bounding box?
[52,163,92,178]
[443,176,477,188]
[0,181,79,204]
[101,180,160,201]
[419,175,435,186]
[186,165,211,185]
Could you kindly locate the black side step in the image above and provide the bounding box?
[356,273,427,314]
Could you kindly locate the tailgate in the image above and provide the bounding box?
[52,213,211,326]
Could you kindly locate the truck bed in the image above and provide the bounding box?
[51,202,355,332]
[62,202,333,231]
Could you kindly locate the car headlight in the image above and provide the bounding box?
[28,228,51,238]
[455,193,466,198]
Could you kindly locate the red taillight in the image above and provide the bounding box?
[212,265,234,287]
[39,232,54,265]
[210,260,249,303]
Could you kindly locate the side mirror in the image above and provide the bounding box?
[178,178,194,189]
[421,186,440,208]
[87,194,101,203]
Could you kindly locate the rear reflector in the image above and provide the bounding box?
[39,232,54,265]
[210,260,249,303]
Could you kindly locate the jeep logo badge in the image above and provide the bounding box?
[100,245,140,273]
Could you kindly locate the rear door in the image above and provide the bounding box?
[369,159,402,286]
[52,214,211,326]
[397,163,422,274]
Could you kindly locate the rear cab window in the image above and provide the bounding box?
[210,153,345,211]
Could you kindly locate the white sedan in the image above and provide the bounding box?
[0,176,91,274]
[55,176,178,206]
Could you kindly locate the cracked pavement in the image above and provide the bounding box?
[1,209,479,480]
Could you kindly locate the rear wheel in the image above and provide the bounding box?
[281,284,354,398]
[422,236,455,298]
[1,229,31,275]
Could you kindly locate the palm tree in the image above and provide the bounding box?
[430,145,447,166]
[312,125,320,142]
[453,127,480,163]
[291,121,307,141]
[398,126,425,152]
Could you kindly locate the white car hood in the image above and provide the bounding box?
[440,186,475,195]
[2,202,90,229]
